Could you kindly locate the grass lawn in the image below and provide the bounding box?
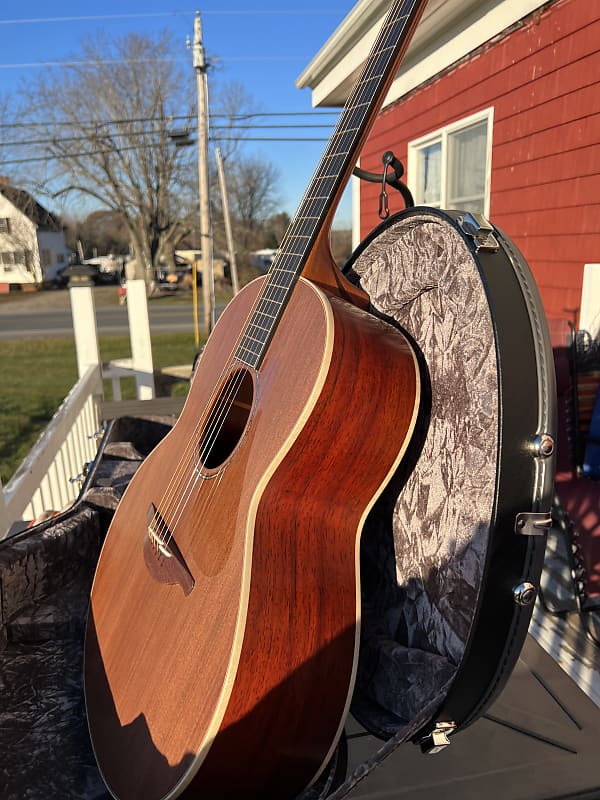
[0,333,201,485]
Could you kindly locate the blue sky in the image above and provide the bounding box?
[0,2,356,226]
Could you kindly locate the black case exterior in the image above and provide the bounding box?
[413,210,557,736]
[321,207,557,797]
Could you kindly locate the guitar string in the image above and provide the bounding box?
[148,92,380,545]
[147,104,359,543]
[149,2,414,552]
[150,246,311,549]
[152,142,368,545]
[148,1,414,551]
[153,250,317,549]
[150,3,413,550]
[149,173,343,549]
[148,286,276,549]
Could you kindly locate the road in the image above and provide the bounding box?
[0,303,223,339]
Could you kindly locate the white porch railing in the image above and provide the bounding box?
[0,364,103,535]
[0,279,158,539]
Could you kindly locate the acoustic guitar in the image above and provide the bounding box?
[84,1,426,798]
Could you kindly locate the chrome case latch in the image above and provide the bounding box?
[419,721,457,754]
[515,512,552,536]
[458,212,500,252]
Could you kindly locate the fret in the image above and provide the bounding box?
[321,153,349,168]
[269,264,297,274]
[236,341,261,358]
[307,175,338,182]
[272,248,303,260]
[342,100,370,113]
[300,196,330,209]
[240,331,267,347]
[267,271,296,282]
[298,196,330,204]
[237,354,259,369]
[240,333,263,349]
[367,43,397,59]
[268,265,298,280]
[251,304,279,319]
[252,308,277,321]
[246,320,271,335]
[269,261,299,276]
[261,289,287,306]
[289,216,319,232]
[331,125,360,137]
[354,62,390,88]
[268,265,296,278]
[254,302,283,320]
[265,280,290,291]
[266,277,296,289]
[329,128,359,147]
[277,249,306,258]
[309,172,338,180]
[327,148,356,159]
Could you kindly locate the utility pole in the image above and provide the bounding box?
[193,11,214,335]
[215,147,240,297]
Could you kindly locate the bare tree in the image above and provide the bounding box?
[210,80,260,162]
[21,31,196,280]
[62,209,130,258]
[217,155,281,252]
[0,93,18,179]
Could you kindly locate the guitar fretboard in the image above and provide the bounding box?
[234,0,422,369]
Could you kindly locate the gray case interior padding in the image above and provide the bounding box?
[349,212,499,738]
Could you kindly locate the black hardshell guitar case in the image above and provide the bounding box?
[308,207,557,798]
[0,208,556,799]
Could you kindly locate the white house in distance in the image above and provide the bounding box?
[0,180,71,290]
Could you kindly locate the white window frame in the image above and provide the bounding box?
[408,107,494,216]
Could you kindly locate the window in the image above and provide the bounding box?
[0,218,10,234]
[0,251,25,266]
[408,108,493,215]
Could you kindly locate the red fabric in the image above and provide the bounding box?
[555,473,600,597]
[553,336,600,599]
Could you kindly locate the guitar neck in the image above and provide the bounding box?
[235,0,426,370]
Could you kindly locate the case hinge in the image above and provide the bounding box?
[515,512,552,536]
[419,721,456,754]
[457,212,499,252]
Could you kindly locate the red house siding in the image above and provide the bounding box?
[359,0,600,323]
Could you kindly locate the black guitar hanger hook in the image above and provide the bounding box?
[352,150,414,217]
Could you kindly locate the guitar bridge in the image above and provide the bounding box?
[144,503,195,596]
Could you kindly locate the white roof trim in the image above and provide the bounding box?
[297,0,550,108]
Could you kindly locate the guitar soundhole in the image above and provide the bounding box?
[198,368,255,472]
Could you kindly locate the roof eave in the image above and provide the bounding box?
[297,0,551,109]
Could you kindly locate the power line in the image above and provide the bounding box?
[0,59,184,70]
[0,55,316,69]
[0,123,334,149]
[0,136,330,166]
[0,10,342,25]
[0,111,338,131]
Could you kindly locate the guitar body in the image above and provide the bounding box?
[85,276,420,800]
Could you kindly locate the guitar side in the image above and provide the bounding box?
[84,277,419,800]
